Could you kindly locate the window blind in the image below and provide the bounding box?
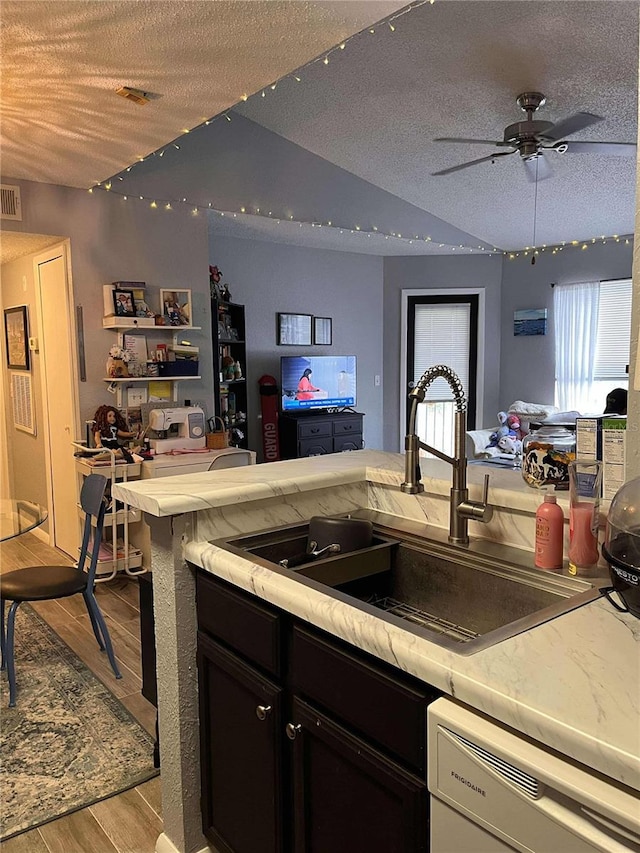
[593,278,632,380]
[413,303,470,400]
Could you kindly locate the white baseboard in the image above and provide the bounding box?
[155,832,217,853]
[30,526,49,544]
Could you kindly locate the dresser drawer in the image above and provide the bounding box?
[197,572,281,677]
[291,624,433,773]
[333,417,362,436]
[333,434,363,453]
[299,436,333,457]
[298,420,332,439]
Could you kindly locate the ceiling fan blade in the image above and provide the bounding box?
[560,140,636,156]
[523,155,553,183]
[538,112,603,142]
[434,137,511,146]
[432,150,516,176]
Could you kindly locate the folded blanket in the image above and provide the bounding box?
[507,400,559,419]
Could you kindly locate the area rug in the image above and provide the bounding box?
[0,603,158,840]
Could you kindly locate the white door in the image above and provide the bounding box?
[36,247,80,558]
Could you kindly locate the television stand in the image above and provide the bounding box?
[279,410,364,459]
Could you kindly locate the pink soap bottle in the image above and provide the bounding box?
[535,495,564,570]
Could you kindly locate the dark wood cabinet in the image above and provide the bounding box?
[198,633,284,853]
[212,298,249,449]
[290,697,427,853]
[195,570,439,853]
[279,411,364,459]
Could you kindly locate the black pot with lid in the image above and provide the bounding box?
[602,475,640,618]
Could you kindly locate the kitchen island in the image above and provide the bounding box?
[113,450,639,853]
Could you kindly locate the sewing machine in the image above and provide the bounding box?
[148,406,206,452]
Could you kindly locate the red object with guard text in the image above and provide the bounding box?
[259,374,280,462]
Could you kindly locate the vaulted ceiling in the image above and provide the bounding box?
[2,1,638,255]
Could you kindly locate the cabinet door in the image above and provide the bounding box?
[198,632,284,853]
[289,697,427,853]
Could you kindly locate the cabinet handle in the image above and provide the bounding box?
[286,722,302,740]
[311,428,319,433]
[256,704,272,721]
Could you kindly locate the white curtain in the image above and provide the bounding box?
[554,281,600,412]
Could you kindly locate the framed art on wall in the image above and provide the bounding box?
[4,305,29,370]
[313,316,332,346]
[277,313,312,346]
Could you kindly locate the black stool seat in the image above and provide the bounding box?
[1,566,88,602]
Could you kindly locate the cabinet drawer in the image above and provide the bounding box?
[291,625,433,774]
[298,436,333,457]
[333,417,362,435]
[197,572,281,677]
[298,420,332,439]
[333,434,363,453]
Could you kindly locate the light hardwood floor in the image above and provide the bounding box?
[0,533,162,853]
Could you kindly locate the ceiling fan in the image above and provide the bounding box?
[432,92,636,181]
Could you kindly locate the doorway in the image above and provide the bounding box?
[402,290,484,457]
[34,243,81,557]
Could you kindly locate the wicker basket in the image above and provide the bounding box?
[206,416,229,449]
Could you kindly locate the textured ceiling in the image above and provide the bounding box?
[1,0,638,258]
[236,0,639,250]
[1,0,404,187]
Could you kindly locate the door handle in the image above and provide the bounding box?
[286,722,302,740]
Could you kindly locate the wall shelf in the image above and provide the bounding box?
[102,375,202,383]
[103,319,201,331]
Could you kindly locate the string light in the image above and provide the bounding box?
[102,1,435,176]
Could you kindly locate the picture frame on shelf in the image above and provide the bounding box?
[160,288,192,326]
[4,305,30,370]
[313,316,332,346]
[112,289,136,317]
[277,312,312,346]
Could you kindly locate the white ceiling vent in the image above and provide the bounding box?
[1,184,22,220]
[115,86,150,105]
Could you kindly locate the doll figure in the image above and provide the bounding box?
[93,405,141,461]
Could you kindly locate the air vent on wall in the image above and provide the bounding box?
[1,184,22,220]
[115,86,150,105]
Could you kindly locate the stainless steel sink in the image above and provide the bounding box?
[214,511,603,655]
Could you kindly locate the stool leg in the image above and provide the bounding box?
[85,591,122,679]
[6,601,21,707]
[0,599,6,672]
[82,590,105,651]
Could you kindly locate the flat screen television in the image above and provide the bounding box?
[280,355,356,413]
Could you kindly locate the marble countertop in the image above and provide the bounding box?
[113,450,637,792]
[112,449,584,517]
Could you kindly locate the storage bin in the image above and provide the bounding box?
[157,359,199,377]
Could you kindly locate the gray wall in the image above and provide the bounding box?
[209,235,384,456]
[382,254,503,451]
[2,179,212,427]
[1,178,211,508]
[500,240,634,408]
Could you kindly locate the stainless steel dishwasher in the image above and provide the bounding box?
[428,698,640,853]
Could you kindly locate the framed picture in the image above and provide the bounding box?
[112,288,136,317]
[277,313,312,346]
[4,305,30,370]
[313,316,332,346]
[514,308,547,336]
[160,288,192,326]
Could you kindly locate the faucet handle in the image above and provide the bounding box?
[482,473,490,506]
